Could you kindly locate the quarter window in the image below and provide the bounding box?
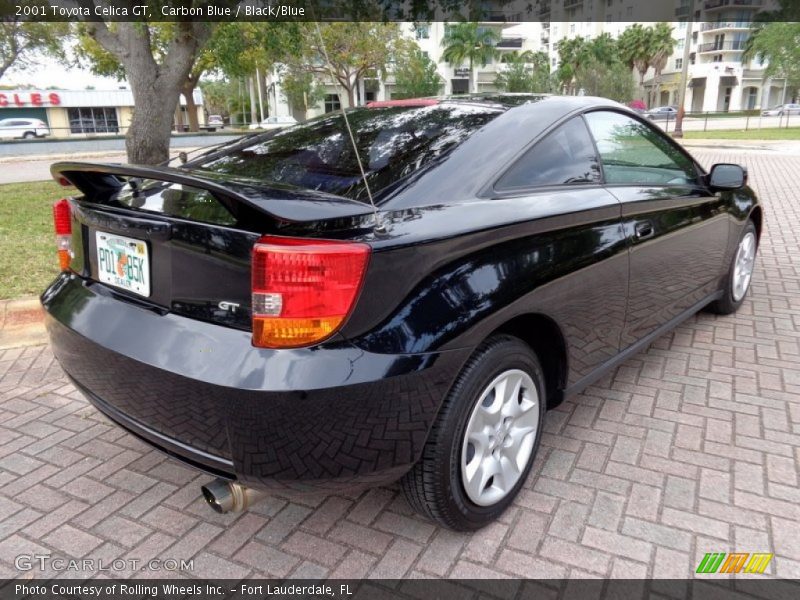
[495,117,601,190]
[584,111,697,185]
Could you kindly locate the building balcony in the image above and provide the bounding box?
[704,0,762,11]
[701,21,752,31]
[698,40,748,52]
[675,5,690,17]
[496,37,524,49]
[564,0,584,9]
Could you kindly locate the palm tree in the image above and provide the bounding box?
[441,22,500,94]
[648,23,676,107]
[618,24,651,101]
[556,36,590,94]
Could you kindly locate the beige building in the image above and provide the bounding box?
[0,88,204,138]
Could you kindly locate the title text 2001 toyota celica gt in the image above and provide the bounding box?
[42,95,761,530]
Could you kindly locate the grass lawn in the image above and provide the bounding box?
[683,127,800,140]
[0,180,64,299]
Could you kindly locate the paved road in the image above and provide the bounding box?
[0,149,799,579]
[0,142,234,185]
[0,134,240,158]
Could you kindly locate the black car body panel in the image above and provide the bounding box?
[43,95,761,492]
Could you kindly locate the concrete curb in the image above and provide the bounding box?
[0,295,47,350]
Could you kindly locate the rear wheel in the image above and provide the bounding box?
[22,132,35,139]
[707,220,757,315]
[400,335,546,530]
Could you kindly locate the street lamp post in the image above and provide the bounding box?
[673,0,696,139]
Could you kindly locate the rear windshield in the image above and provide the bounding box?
[197,103,503,202]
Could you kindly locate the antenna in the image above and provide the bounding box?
[311,22,383,231]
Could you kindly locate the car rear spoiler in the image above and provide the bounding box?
[51,162,376,223]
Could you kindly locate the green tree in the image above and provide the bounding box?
[745,22,800,101]
[280,68,325,119]
[556,37,590,94]
[441,22,500,94]
[574,59,635,102]
[291,23,400,108]
[648,23,676,107]
[393,40,443,99]
[1,20,67,81]
[75,8,216,164]
[495,50,551,93]
[617,23,651,98]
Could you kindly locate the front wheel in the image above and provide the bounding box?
[400,335,546,530]
[707,220,758,315]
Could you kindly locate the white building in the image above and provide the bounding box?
[265,2,789,120]
[538,0,787,112]
[267,21,545,121]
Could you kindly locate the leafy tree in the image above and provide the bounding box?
[76,7,216,164]
[574,59,635,102]
[1,20,67,81]
[495,50,550,93]
[393,39,443,99]
[441,22,500,94]
[280,68,325,119]
[291,23,401,108]
[744,22,800,101]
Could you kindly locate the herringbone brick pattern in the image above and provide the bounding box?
[1,149,798,579]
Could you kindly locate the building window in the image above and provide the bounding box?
[415,25,430,40]
[324,94,341,113]
[626,6,633,17]
[67,107,119,134]
[570,24,575,34]
[364,91,376,103]
[713,54,723,62]
[675,58,683,70]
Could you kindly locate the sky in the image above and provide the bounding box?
[3,62,123,90]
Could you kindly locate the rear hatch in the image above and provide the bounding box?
[52,162,375,330]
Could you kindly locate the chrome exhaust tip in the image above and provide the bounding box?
[201,479,264,514]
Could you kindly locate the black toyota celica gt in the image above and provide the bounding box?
[42,94,761,530]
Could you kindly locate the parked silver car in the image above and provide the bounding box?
[0,117,50,140]
[761,103,800,117]
[644,106,678,120]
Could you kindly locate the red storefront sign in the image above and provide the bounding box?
[0,92,61,108]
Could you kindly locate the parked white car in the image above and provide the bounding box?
[248,115,297,131]
[0,118,50,140]
[207,115,224,127]
[761,103,800,117]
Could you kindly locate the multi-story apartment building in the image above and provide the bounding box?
[264,1,789,120]
[539,0,787,112]
[659,0,787,112]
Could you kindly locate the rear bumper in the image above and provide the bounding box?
[43,273,469,492]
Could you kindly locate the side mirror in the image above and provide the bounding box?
[708,163,746,191]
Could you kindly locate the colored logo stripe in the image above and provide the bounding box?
[696,552,773,574]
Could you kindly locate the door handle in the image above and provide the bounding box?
[635,220,654,239]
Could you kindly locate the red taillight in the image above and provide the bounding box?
[251,236,370,348]
[53,199,72,270]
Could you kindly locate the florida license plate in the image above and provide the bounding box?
[95,231,150,297]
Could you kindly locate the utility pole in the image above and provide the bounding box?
[673,0,695,138]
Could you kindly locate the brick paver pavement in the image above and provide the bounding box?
[1,149,799,580]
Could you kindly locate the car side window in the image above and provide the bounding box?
[495,116,601,191]
[584,111,697,186]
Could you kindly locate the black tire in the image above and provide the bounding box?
[22,132,35,139]
[707,220,758,315]
[400,335,546,531]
